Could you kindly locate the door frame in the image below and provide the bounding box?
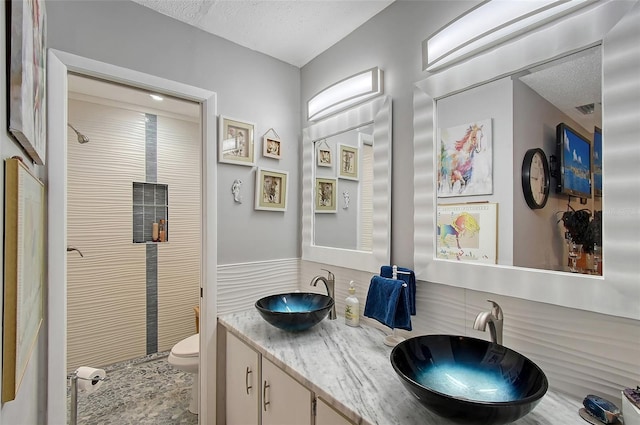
[47,49,218,424]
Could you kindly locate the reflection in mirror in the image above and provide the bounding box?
[434,46,602,272]
[302,95,391,273]
[413,1,640,320]
[313,124,374,251]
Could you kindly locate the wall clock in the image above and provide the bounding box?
[521,148,550,209]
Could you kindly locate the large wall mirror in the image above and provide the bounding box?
[414,1,640,320]
[302,95,391,273]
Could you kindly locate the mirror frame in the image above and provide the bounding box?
[302,95,392,273]
[413,1,640,320]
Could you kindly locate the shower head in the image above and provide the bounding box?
[67,123,90,144]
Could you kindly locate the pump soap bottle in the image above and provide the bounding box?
[344,280,360,327]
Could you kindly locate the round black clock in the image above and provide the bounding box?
[522,148,550,209]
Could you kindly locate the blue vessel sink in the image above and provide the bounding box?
[255,293,334,332]
[390,335,548,425]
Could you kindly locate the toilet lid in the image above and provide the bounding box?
[172,334,199,358]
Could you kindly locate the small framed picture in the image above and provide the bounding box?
[315,178,337,213]
[338,144,359,180]
[219,116,255,166]
[263,136,282,159]
[436,202,498,264]
[317,145,332,167]
[255,168,288,211]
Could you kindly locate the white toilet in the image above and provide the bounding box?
[168,333,199,414]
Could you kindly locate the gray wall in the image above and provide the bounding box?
[301,0,477,266]
[512,78,600,270]
[46,0,302,265]
[436,77,514,265]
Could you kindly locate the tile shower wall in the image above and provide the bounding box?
[66,96,200,372]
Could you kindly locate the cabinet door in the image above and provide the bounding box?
[261,357,312,425]
[226,333,260,425]
[316,397,354,425]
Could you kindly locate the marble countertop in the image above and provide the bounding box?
[218,311,583,425]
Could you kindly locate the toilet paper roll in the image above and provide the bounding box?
[75,366,106,393]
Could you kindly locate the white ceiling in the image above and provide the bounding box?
[129,0,395,67]
[519,46,602,132]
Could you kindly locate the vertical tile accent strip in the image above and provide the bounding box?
[146,113,158,354]
[146,114,157,183]
[146,244,158,354]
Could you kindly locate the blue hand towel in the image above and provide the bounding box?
[381,266,416,315]
[364,275,412,331]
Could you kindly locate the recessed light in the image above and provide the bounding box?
[149,94,163,101]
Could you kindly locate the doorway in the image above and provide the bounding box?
[47,50,218,424]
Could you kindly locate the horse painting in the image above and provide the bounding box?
[437,212,480,250]
[438,120,492,197]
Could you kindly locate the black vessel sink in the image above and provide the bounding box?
[255,292,334,332]
[390,335,548,425]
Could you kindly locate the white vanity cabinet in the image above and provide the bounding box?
[225,332,312,425]
[316,396,354,425]
[261,356,312,425]
[226,331,260,425]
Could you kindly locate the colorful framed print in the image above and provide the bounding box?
[315,178,337,213]
[437,119,493,197]
[219,116,255,166]
[2,159,45,402]
[263,136,282,159]
[436,202,498,264]
[338,144,359,180]
[8,0,47,165]
[255,168,288,211]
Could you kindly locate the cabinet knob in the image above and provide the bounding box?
[245,367,252,394]
[263,381,270,411]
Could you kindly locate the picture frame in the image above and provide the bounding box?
[338,144,359,180]
[219,116,255,166]
[3,159,45,402]
[8,0,47,165]
[255,168,288,211]
[437,118,493,197]
[315,178,337,213]
[316,140,332,168]
[436,202,498,264]
[263,136,282,159]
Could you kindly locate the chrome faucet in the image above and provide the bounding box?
[473,300,504,345]
[310,269,336,320]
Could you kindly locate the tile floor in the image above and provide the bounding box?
[69,352,198,425]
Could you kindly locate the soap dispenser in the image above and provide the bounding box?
[345,280,360,327]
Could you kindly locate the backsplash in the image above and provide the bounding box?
[300,260,640,404]
[216,258,638,403]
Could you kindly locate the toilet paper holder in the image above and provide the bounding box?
[68,369,107,425]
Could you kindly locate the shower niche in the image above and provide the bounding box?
[133,182,168,243]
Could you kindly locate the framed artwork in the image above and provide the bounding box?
[437,118,493,197]
[263,136,282,159]
[315,178,337,213]
[436,202,498,264]
[219,116,255,166]
[316,140,332,167]
[8,0,47,165]
[338,144,359,180]
[3,159,45,402]
[255,168,288,211]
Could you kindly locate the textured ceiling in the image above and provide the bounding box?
[520,46,602,132]
[130,0,395,67]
